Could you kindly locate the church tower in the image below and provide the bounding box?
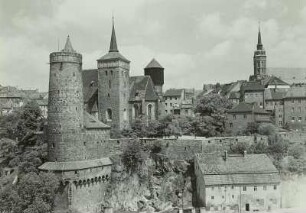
[97,19,130,130]
[144,58,164,97]
[47,36,85,161]
[252,26,267,80]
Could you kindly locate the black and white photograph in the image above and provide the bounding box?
[0,0,306,213]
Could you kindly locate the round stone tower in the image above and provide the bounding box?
[47,36,85,162]
[144,58,164,97]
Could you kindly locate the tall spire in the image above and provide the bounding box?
[257,23,263,50]
[62,35,76,53]
[109,16,119,52]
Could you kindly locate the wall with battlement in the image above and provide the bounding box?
[53,164,112,213]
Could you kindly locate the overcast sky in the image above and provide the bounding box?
[1,0,306,91]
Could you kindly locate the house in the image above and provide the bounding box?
[283,85,306,129]
[163,88,195,116]
[241,82,265,108]
[264,90,286,127]
[227,102,271,134]
[194,152,281,212]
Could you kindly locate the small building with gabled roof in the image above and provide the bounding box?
[194,152,281,212]
[227,102,271,134]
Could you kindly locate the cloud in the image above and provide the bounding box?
[1,0,306,92]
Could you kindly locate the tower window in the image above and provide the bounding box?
[73,72,75,77]
[111,70,113,75]
[123,108,127,121]
[109,80,111,89]
[105,71,108,75]
[106,108,112,120]
[108,93,110,98]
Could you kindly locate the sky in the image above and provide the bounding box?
[1,0,306,92]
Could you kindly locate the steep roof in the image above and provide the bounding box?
[227,102,269,114]
[242,82,265,92]
[129,76,158,101]
[284,86,306,99]
[97,20,129,63]
[195,153,280,186]
[145,58,163,69]
[83,111,110,129]
[164,89,184,97]
[62,36,76,53]
[263,75,289,87]
[82,69,98,103]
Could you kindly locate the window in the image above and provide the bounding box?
[274,185,277,190]
[147,104,153,121]
[230,123,233,128]
[106,108,112,120]
[170,103,173,107]
[299,107,302,113]
[254,186,257,191]
[73,72,75,77]
[243,186,247,191]
[111,70,113,75]
[299,117,302,122]
[211,187,214,190]
[165,110,168,113]
[123,109,127,121]
[232,195,235,199]
[299,99,301,103]
[231,186,235,189]
[165,103,168,106]
[263,186,267,191]
[292,117,295,122]
[108,93,110,98]
[233,115,236,120]
[292,99,294,103]
[109,80,111,89]
[211,196,214,200]
[105,70,108,75]
[244,114,247,119]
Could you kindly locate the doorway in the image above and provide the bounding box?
[246,203,250,211]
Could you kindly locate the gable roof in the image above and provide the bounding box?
[284,86,306,99]
[145,58,163,69]
[265,89,286,101]
[242,82,265,92]
[267,67,306,84]
[129,76,158,101]
[164,89,184,97]
[264,76,289,87]
[227,102,269,114]
[195,153,280,186]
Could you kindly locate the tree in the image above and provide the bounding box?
[122,139,148,173]
[195,93,232,116]
[0,172,59,213]
[288,144,305,159]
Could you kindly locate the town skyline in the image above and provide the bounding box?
[2,0,306,92]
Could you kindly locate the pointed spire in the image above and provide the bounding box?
[109,16,119,52]
[257,22,263,50]
[62,35,76,53]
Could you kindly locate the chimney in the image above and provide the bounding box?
[243,150,247,157]
[224,150,228,161]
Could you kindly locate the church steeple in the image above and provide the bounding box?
[62,35,76,53]
[109,17,118,52]
[257,26,263,50]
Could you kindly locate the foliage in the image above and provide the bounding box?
[0,172,59,213]
[0,138,17,165]
[122,139,148,173]
[288,144,305,159]
[195,93,232,116]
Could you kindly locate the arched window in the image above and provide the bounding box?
[148,104,152,121]
[133,104,139,119]
[109,80,111,89]
[106,108,112,120]
[123,108,127,121]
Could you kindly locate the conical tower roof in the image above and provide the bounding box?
[257,27,263,50]
[109,20,118,52]
[145,58,163,69]
[62,35,76,53]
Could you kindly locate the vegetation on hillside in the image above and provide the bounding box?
[0,101,59,213]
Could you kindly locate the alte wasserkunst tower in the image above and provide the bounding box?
[39,36,113,213]
[249,27,267,81]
